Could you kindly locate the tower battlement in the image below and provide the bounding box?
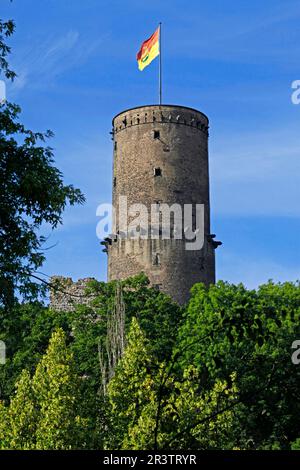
[112,104,209,136]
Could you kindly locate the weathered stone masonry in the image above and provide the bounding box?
[50,276,97,312]
[104,104,220,304]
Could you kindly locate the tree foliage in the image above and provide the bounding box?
[0,18,85,307]
[0,275,300,450]
[0,328,88,449]
[88,273,183,362]
[177,280,300,449]
[0,275,182,448]
[0,18,16,81]
[1,279,300,450]
[106,317,239,450]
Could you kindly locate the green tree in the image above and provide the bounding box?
[0,275,181,447]
[0,328,88,449]
[291,438,300,450]
[0,301,72,401]
[178,280,300,449]
[106,317,153,449]
[4,278,299,450]
[32,328,87,449]
[88,274,183,362]
[0,369,36,449]
[0,18,84,307]
[0,18,16,80]
[106,317,239,450]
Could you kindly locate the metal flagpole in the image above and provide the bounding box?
[159,22,162,105]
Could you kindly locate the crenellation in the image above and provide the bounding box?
[113,105,209,137]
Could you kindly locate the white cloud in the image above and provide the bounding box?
[10,29,103,93]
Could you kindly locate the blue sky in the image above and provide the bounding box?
[2,0,300,289]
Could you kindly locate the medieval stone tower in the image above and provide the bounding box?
[103,104,220,304]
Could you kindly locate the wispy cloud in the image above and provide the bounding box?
[166,2,300,66]
[211,126,300,183]
[10,29,103,93]
[44,30,79,59]
[218,252,300,288]
[209,122,300,216]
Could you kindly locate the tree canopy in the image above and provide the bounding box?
[1,277,299,450]
[177,281,300,449]
[0,328,88,449]
[0,18,85,308]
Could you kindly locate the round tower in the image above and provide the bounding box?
[106,104,218,304]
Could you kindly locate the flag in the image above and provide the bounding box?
[137,26,160,71]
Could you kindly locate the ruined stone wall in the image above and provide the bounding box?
[107,104,217,304]
[50,276,97,312]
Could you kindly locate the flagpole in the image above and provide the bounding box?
[159,22,162,105]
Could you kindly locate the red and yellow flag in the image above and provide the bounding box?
[137,26,160,71]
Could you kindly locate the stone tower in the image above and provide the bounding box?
[104,104,220,304]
